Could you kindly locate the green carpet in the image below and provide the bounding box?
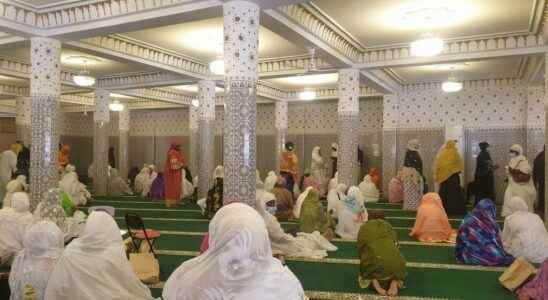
[88,196,513,300]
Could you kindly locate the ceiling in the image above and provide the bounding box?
[124,18,308,63]
[265,73,339,90]
[313,0,537,48]
[12,0,77,8]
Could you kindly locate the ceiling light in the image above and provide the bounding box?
[410,35,443,57]
[298,90,316,101]
[209,59,224,75]
[442,80,463,93]
[73,73,95,87]
[109,100,124,111]
[191,99,200,107]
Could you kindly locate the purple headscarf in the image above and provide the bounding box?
[518,259,548,300]
[150,172,165,202]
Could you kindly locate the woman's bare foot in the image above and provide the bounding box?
[372,279,387,296]
[387,280,399,296]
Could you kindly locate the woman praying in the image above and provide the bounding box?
[107,168,133,196]
[59,164,91,206]
[164,142,186,208]
[0,192,33,265]
[402,167,423,211]
[299,187,335,240]
[273,176,294,221]
[336,186,368,240]
[388,170,404,204]
[434,140,466,215]
[502,144,537,216]
[359,175,380,203]
[410,193,455,243]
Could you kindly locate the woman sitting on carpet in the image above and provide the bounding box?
[300,170,321,195]
[9,220,63,300]
[45,211,154,300]
[455,199,514,266]
[256,189,336,259]
[205,166,224,219]
[410,193,455,243]
[59,164,91,206]
[517,258,548,300]
[264,170,278,192]
[501,196,548,263]
[336,186,368,240]
[326,183,347,217]
[359,175,380,203]
[134,165,151,196]
[2,175,27,208]
[108,168,134,196]
[299,187,335,240]
[388,170,404,204]
[163,203,307,300]
[273,176,294,221]
[357,219,407,296]
[0,192,33,265]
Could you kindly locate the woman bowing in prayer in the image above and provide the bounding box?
[501,196,548,264]
[336,186,368,240]
[357,219,407,296]
[163,203,307,300]
[108,168,133,196]
[9,220,63,300]
[134,164,151,196]
[502,144,537,216]
[299,187,335,240]
[455,199,514,266]
[164,143,186,208]
[45,211,153,300]
[326,183,347,217]
[434,140,466,215]
[410,193,455,243]
[2,176,26,208]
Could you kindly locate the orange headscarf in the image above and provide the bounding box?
[410,193,455,243]
[58,144,71,167]
[368,168,381,190]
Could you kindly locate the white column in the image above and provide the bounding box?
[222,0,260,206]
[337,68,360,186]
[93,89,110,196]
[189,104,199,177]
[15,96,31,146]
[118,108,130,179]
[198,80,216,199]
[544,53,548,224]
[275,101,288,172]
[29,37,61,210]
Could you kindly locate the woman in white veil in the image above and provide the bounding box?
[264,171,278,192]
[502,144,537,216]
[310,146,327,194]
[108,168,134,196]
[9,220,63,300]
[45,211,153,299]
[0,192,34,265]
[59,164,90,206]
[162,203,307,300]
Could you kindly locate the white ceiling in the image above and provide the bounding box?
[124,18,308,62]
[313,0,537,48]
[265,73,339,90]
[13,0,78,8]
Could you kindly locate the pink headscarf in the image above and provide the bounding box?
[388,171,404,203]
[518,259,548,300]
[410,193,455,243]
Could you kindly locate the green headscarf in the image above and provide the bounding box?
[299,188,334,234]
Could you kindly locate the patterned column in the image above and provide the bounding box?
[189,105,199,176]
[198,80,216,199]
[118,108,130,179]
[222,0,260,206]
[93,89,110,196]
[337,68,360,187]
[275,101,288,172]
[544,53,548,224]
[15,96,31,146]
[29,37,61,209]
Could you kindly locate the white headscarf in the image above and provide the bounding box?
[3,178,25,208]
[336,186,368,240]
[327,183,347,216]
[293,186,313,219]
[213,165,224,179]
[45,211,153,300]
[9,220,63,300]
[359,175,380,203]
[407,139,420,152]
[311,146,322,164]
[108,168,133,196]
[327,172,339,192]
[59,166,88,206]
[330,143,338,158]
[162,203,306,300]
[134,166,150,194]
[264,171,278,192]
[508,144,526,169]
[0,192,33,265]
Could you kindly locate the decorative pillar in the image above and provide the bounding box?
[337,68,360,186]
[29,37,61,209]
[198,80,216,199]
[275,101,288,172]
[544,53,548,224]
[93,90,110,196]
[189,105,199,176]
[222,0,260,206]
[15,96,31,146]
[118,108,130,179]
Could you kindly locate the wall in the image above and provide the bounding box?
[0,117,16,151]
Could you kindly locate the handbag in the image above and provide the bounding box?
[509,161,531,183]
[499,257,536,291]
[129,253,160,284]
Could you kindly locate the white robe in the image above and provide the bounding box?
[45,211,153,300]
[264,171,278,192]
[310,146,327,193]
[293,187,313,219]
[335,187,368,240]
[326,183,347,217]
[359,175,380,203]
[108,169,133,196]
[9,220,63,300]
[0,195,33,265]
[2,179,24,208]
[162,203,306,300]
[181,169,194,199]
[134,167,150,196]
[0,150,17,201]
[502,155,537,216]
[327,172,338,192]
[59,171,90,206]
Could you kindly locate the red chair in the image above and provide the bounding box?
[125,213,161,257]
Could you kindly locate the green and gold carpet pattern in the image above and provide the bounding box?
[81,197,513,300]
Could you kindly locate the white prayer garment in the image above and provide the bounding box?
[0,192,33,265]
[162,203,307,300]
[9,220,63,300]
[44,211,153,300]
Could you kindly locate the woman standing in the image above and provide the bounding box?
[164,143,186,208]
[402,167,423,211]
[310,146,327,194]
[473,142,497,204]
[502,144,537,216]
[434,140,466,215]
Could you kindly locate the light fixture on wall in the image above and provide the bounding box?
[209,59,224,75]
[410,34,444,57]
[109,100,124,111]
[191,99,200,107]
[298,89,316,101]
[442,78,463,93]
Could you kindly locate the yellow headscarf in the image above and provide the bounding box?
[434,140,464,184]
[10,143,22,155]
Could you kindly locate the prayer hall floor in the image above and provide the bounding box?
[81,196,513,300]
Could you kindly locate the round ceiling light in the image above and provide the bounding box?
[191,99,200,107]
[209,59,224,75]
[298,90,316,101]
[442,80,463,93]
[410,35,444,57]
[73,73,96,87]
[109,100,124,112]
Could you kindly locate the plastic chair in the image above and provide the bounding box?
[125,213,161,257]
[88,206,115,217]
